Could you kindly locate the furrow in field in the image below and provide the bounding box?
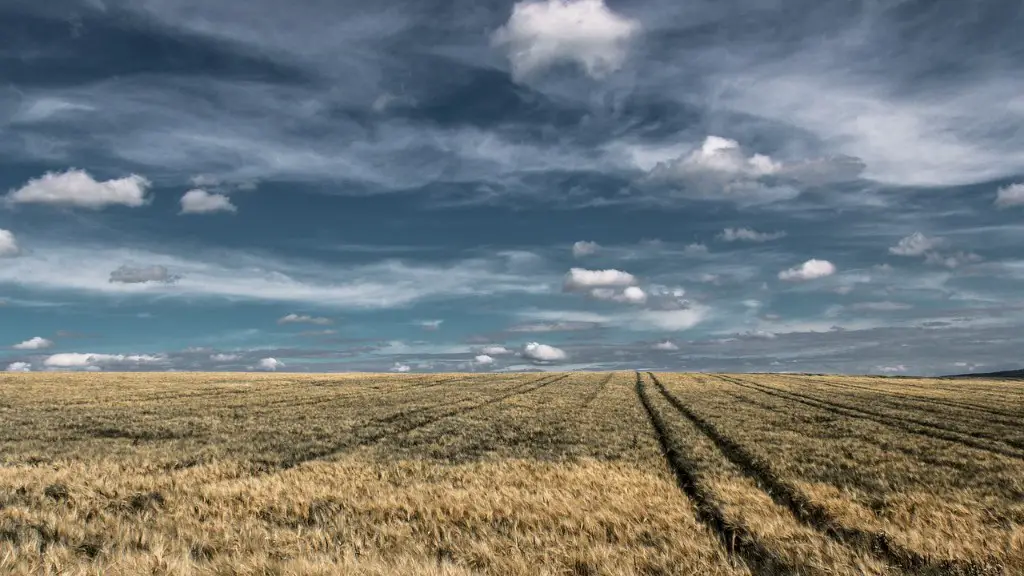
[719,375,1024,462]
[649,373,995,576]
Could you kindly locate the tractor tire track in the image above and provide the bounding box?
[717,375,1024,462]
[776,376,1023,424]
[634,372,805,576]
[580,372,615,408]
[650,373,999,576]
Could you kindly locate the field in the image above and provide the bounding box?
[0,371,1022,575]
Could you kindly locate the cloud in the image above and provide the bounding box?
[492,0,640,82]
[572,241,599,258]
[12,336,53,350]
[564,267,636,291]
[180,189,237,214]
[391,362,411,373]
[719,228,787,243]
[653,340,678,351]
[479,345,512,355]
[924,251,982,269]
[588,285,647,304]
[876,365,907,374]
[1,243,549,309]
[278,313,333,325]
[644,136,862,204]
[5,362,31,372]
[109,265,180,284]
[417,319,444,330]
[521,341,567,362]
[889,232,943,257]
[474,354,495,365]
[210,353,240,362]
[778,259,836,282]
[850,301,912,312]
[683,243,709,255]
[0,229,20,257]
[257,357,283,371]
[631,307,707,331]
[43,353,164,369]
[995,183,1024,208]
[5,169,151,209]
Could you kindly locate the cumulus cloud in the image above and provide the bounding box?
[653,340,679,351]
[778,259,836,281]
[257,357,283,371]
[644,136,862,204]
[43,353,164,369]
[0,229,21,257]
[876,365,907,374]
[589,285,647,304]
[210,353,240,362]
[109,264,180,284]
[474,354,495,365]
[564,267,636,291]
[391,362,411,373]
[719,228,787,243]
[5,362,31,372]
[180,189,237,214]
[995,183,1024,208]
[522,341,567,362]
[278,313,333,325]
[12,336,53,350]
[480,345,512,355]
[889,232,943,257]
[5,169,151,209]
[492,0,640,82]
[572,240,599,257]
[631,307,707,331]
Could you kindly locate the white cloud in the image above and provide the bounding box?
[417,319,444,330]
[589,285,647,304]
[109,264,179,284]
[180,189,237,214]
[5,362,31,372]
[850,301,912,312]
[572,240,599,257]
[257,357,283,371]
[644,136,861,204]
[43,353,164,369]
[12,336,53,350]
[210,353,240,362]
[889,232,943,257]
[5,169,150,209]
[492,0,640,82]
[719,228,787,242]
[779,259,836,281]
[683,243,708,255]
[995,183,1024,208]
[564,267,636,291]
[0,229,21,257]
[474,354,495,365]
[653,340,678,351]
[0,244,550,309]
[522,341,567,362]
[631,307,707,331]
[391,362,411,373]
[278,313,333,325]
[924,251,982,269]
[480,345,512,355]
[877,365,907,374]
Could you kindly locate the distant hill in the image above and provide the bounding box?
[944,368,1024,379]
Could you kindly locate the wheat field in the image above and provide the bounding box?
[0,371,1021,575]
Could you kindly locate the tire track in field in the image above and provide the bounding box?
[278,373,570,468]
[651,373,997,576]
[746,376,1024,453]
[634,372,803,576]
[718,375,1024,462]
[580,372,615,408]
[777,376,1023,424]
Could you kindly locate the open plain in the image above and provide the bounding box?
[0,371,1021,575]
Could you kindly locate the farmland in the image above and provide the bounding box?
[0,371,1021,575]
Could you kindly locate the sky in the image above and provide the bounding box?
[1,0,1023,375]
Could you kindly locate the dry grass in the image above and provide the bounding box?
[0,370,1020,575]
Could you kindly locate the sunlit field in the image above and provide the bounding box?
[1,371,1021,575]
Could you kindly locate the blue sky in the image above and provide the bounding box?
[2,0,1023,375]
